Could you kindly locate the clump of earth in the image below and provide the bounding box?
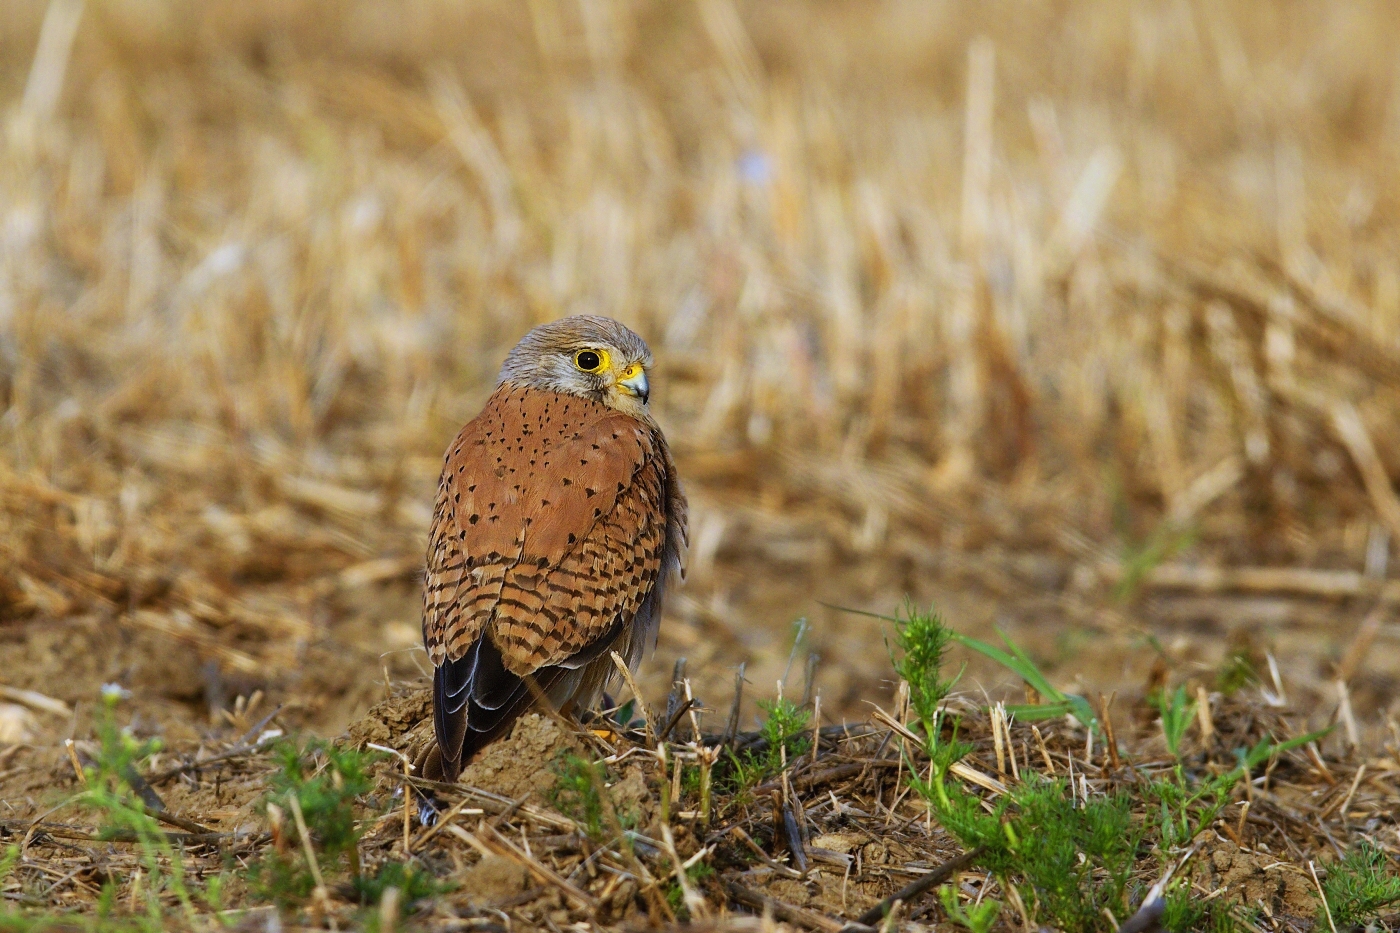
[346,688,573,799]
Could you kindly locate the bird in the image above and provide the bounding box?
[417,315,687,784]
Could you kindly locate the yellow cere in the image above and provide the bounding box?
[619,362,643,381]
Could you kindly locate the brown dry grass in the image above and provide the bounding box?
[4,0,1400,720]
[2,0,1400,926]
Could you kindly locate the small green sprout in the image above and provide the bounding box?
[939,883,1001,933]
[723,696,811,792]
[549,751,610,841]
[1156,684,1197,759]
[1164,886,1251,933]
[889,602,958,744]
[1215,651,1258,696]
[77,690,198,927]
[250,739,384,908]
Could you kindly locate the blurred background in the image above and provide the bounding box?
[2,0,1399,744]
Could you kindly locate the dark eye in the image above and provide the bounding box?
[574,350,603,372]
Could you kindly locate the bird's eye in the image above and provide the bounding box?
[574,349,608,373]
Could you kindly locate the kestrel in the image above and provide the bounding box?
[418,316,687,783]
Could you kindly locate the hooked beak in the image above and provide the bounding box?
[619,369,649,404]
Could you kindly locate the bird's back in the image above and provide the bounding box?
[419,382,683,781]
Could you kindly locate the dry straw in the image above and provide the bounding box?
[3,0,1400,775]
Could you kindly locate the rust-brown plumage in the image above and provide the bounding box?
[419,316,686,783]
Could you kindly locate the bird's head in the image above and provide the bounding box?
[498,315,655,418]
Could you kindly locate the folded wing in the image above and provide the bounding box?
[421,385,670,779]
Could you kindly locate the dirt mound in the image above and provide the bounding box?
[344,687,434,754]
[459,855,530,903]
[458,713,573,800]
[344,688,572,800]
[1194,840,1318,918]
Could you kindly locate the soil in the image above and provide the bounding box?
[1194,841,1319,920]
[347,689,575,802]
[1,537,1396,933]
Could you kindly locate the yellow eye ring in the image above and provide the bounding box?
[573,348,610,373]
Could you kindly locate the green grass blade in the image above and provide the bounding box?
[1003,701,1075,721]
[1240,728,1331,770]
[950,631,1099,731]
[949,632,1060,698]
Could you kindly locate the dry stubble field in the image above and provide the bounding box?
[2,1,1400,929]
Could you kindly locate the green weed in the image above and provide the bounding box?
[549,751,611,841]
[612,698,640,731]
[76,693,198,929]
[724,696,811,791]
[0,691,235,931]
[1145,733,1322,852]
[965,778,1138,933]
[889,603,957,743]
[939,883,1001,933]
[911,755,1140,932]
[839,603,1095,732]
[1162,883,1207,933]
[250,739,388,910]
[267,740,376,866]
[1163,886,1252,933]
[0,846,44,929]
[1215,651,1258,696]
[663,860,715,920]
[353,861,444,909]
[1317,840,1400,929]
[548,751,640,844]
[896,609,1327,933]
[1114,522,1196,602]
[662,879,686,917]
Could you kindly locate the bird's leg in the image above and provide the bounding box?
[564,698,597,727]
[412,743,450,827]
[416,793,444,828]
[557,698,593,732]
